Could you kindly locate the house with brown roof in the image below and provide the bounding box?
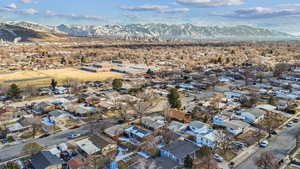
[68,157,86,169]
[89,134,117,156]
[168,109,192,123]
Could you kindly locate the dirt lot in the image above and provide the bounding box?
[0,68,123,87]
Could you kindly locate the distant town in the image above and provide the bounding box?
[0,35,299,169]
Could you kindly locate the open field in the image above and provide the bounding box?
[0,68,123,87]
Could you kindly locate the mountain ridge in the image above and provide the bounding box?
[54,23,296,41]
[0,21,298,41]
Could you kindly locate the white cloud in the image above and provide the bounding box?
[120,5,189,14]
[19,0,33,4]
[0,4,38,15]
[6,3,17,9]
[120,5,169,12]
[162,8,189,13]
[219,7,300,19]
[278,4,300,8]
[45,10,105,21]
[177,0,243,7]
[20,8,38,15]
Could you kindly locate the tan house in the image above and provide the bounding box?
[0,106,23,123]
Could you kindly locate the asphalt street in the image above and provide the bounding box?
[0,125,90,162]
[236,123,300,169]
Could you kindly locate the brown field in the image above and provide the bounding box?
[0,68,123,87]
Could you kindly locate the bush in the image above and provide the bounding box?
[112,79,122,91]
[286,109,296,114]
[7,136,15,143]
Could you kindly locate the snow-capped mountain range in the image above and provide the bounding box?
[0,21,298,42]
[55,23,296,41]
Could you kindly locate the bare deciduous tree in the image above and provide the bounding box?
[255,151,280,169]
[63,78,81,94]
[273,63,290,78]
[136,159,161,169]
[214,130,233,156]
[23,84,39,97]
[128,92,159,122]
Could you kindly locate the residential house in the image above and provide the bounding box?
[240,108,266,124]
[104,125,126,139]
[75,138,101,157]
[48,110,71,126]
[194,130,217,147]
[30,151,63,169]
[126,157,178,169]
[221,120,249,135]
[141,116,165,131]
[7,122,28,133]
[89,134,117,156]
[160,139,199,165]
[276,100,289,111]
[68,157,85,169]
[182,121,217,147]
[168,109,192,123]
[188,121,210,134]
[124,126,152,143]
[224,91,242,100]
[73,105,98,117]
[168,121,187,132]
[85,96,102,107]
[213,115,249,135]
[0,106,23,123]
[33,102,55,115]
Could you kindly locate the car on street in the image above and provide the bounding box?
[70,125,81,129]
[292,118,299,123]
[259,140,269,148]
[287,121,293,127]
[270,129,278,135]
[213,154,224,162]
[67,134,81,139]
[39,133,50,138]
[233,141,247,149]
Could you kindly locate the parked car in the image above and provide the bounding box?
[68,133,81,139]
[259,140,269,148]
[70,125,81,129]
[292,118,299,123]
[213,154,224,162]
[287,121,293,127]
[270,129,278,135]
[233,141,247,149]
[39,133,50,138]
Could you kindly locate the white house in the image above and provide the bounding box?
[213,115,249,135]
[195,130,217,147]
[185,121,217,147]
[188,121,210,134]
[240,108,266,124]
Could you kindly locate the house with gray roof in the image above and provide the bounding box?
[160,139,199,165]
[30,151,63,169]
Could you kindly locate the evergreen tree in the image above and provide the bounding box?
[146,69,155,75]
[167,88,181,109]
[50,79,57,91]
[196,146,212,158]
[7,84,22,99]
[112,79,123,91]
[184,155,193,168]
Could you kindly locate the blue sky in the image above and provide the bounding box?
[0,0,300,35]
